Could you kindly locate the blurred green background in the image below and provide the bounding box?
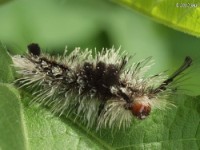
[0,0,200,95]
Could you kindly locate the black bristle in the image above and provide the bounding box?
[28,43,41,56]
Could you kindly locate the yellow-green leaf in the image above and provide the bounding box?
[114,0,200,37]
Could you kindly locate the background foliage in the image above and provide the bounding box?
[0,0,200,149]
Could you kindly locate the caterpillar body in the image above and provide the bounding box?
[11,43,192,129]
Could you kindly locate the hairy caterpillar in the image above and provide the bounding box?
[11,43,192,129]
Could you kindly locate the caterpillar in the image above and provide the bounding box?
[11,43,192,129]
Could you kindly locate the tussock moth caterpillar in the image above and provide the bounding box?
[11,43,192,129]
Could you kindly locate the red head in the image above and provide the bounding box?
[128,96,151,119]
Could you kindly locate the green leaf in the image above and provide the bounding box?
[92,95,200,150]
[1,83,200,149]
[114,0,200,37]
[0,44,14,83]
[22,98,106,150]
[0,84,106,150]
[0,84,28,150]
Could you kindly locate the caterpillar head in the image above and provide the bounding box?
[129,96,151,119]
